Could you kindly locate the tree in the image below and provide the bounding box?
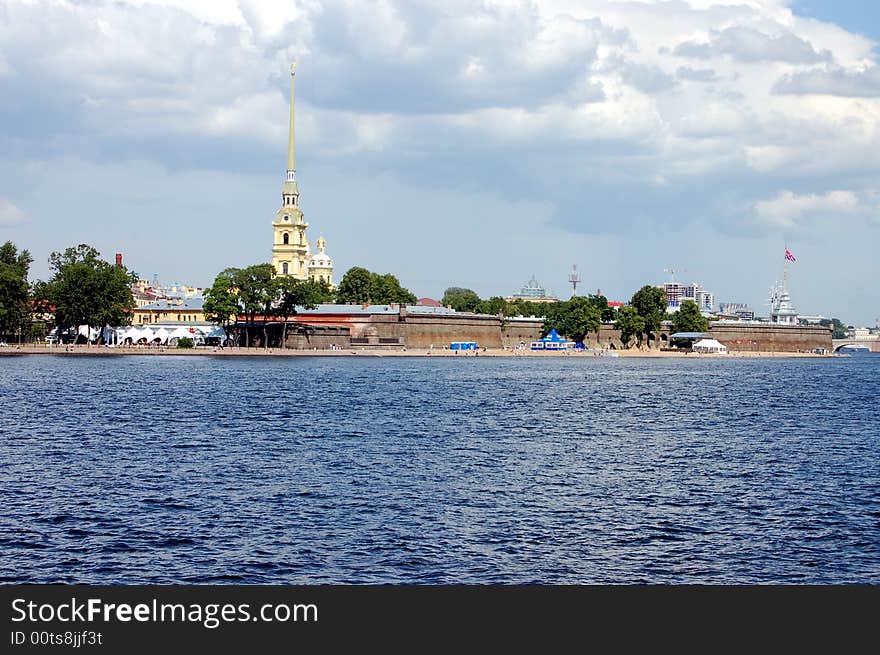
[0,241,33,341]
[232,264,276,348]
[560,296,601,343]
[615,305,645,349]
[335,267,417,305]
[275,278,332,347]
[335,267,374,304]
[477,296,508,316]
[203,272,241,346]
[671,300,709,341]
[442,287,481,312]
[630,285,667,347]
[820,318,848,340]
[371,273,417,305]
[587,293,616,322]
[44,244,135,344]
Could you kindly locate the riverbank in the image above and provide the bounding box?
[0,345,835,358]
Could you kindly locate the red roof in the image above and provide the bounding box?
[417,297,442,307]
[608,301,624,307]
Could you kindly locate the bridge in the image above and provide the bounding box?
[832,337,880,353]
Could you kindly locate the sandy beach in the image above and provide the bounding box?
[0,344,834,358]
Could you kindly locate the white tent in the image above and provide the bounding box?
[151,327,170,344]
[693,338,728,354]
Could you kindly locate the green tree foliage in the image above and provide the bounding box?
[476,296,508,316]
[630,285,667,346]
[819,318,848,339]
[555,296,602,343]
[506,299,553,318]
[335,267,374,304]
[671,300,709,338]
[176,336,194,349]
[275,278,333,347]
[0,241,33,340]
[371,273,417,305]
[614,305,645,348]
[587,293,616,322]
[43,244,135,343]
[233,264,276,348]
[203,272,240,344]
[442,287,481,312]
[335,267,416,305]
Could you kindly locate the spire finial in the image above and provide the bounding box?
[287,61,297,175]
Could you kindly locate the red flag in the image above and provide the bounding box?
[785,248,796,262]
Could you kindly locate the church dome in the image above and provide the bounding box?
[308,235,333,268]
[309,252,333,267]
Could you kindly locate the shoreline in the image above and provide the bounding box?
[0,345,837,358]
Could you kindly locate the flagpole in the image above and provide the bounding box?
[783,242,788,290]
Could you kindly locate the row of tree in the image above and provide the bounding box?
[202,264,418,347]
[1,240,421,346]
[0,238,851,348]
[0,242,136,343]
[202,264,334,347]
[439,283,709,348]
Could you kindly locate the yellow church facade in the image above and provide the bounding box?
[271,63,334,287]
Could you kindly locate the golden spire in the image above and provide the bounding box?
[287,62,297,176]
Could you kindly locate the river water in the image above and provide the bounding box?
[1,354,877,583]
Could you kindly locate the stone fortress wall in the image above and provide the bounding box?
[278,309,832,353]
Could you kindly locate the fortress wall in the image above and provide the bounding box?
[501,319,544,348]
[283,325,350,350]
[402,313,503,349]
[709,324,832,352]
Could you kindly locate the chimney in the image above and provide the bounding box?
[115,253,123,267]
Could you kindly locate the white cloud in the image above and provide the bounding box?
[0,0,879,322]
[774,65,880,97]
[0,198,28,226]
[754,189,865,228]
[673,25,830,64]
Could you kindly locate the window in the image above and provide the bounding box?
[283,233,289,245]
[282,262,289,275]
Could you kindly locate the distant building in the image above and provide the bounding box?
[270,62,335,286]
[769,276,798,325]
[417,297,443,307]
[719,303,755,321]
[662,281,714,313]
[507,275,557,303]
[131,277,204,308]
[132,297,206,325]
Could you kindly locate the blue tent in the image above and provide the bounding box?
[532,329,572,350]
[450,341,478,350]
[541,329,566,343]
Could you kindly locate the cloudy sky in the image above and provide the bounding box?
[1,0,878,325]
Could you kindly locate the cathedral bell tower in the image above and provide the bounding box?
[272,62,310,278]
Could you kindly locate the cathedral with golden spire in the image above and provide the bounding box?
[271,62,334,286]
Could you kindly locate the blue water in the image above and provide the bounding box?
[1,354,878,584]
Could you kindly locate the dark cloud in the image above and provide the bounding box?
[773,65,880,97]
[304,3,605,113]
[675,66,718,82]
[674,26,830,64]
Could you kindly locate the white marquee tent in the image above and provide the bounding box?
[692,338,728,354]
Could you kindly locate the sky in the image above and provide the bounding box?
[0,0,878,327]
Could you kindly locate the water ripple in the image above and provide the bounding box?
[1,354,878,583]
